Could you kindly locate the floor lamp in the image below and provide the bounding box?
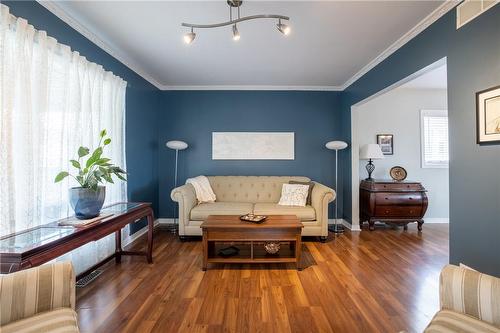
[325,140,348,234]
[166,140,189,234]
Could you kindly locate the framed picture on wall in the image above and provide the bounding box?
[376,134,394,155]
[477,85,500,144]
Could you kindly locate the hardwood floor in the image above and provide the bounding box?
[76,224,448,333]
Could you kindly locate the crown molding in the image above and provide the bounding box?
[340,0,458,91]
[160,85,343,91]
[36,1,163,90]
[36,0,457,92]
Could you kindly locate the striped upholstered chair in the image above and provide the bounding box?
[0,261,79,333]
[425,264,500,332]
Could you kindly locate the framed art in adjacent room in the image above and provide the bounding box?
[376,134,394,155]
[477,85,500,144]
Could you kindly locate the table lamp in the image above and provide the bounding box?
[359,144,384,181]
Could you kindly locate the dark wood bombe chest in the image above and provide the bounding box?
[359,180,428,231]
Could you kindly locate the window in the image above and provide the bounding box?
[420,110,449,168]
[0,4,127,274]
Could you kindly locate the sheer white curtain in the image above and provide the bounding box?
[0,4,127,275]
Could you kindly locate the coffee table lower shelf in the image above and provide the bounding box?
[204,240,302,270]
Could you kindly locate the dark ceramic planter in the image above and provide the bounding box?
[69,186,106,219]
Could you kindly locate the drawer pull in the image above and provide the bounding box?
[409,197,413,200]
[385,210,389,214]
[385,197,389,200]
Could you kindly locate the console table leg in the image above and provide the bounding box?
[403,224,408,231]
[147,212,154,263]
[115,230,122,264]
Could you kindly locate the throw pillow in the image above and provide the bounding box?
[278,184,310,207]
[289,181,315,205]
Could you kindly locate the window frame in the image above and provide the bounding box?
[420,109,449,169]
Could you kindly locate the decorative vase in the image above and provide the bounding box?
[69,186,106,219]
[264,241,281,254]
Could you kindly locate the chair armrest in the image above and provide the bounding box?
[0,261,75,326]
[439,264,500,328]
[171,184,197,234]
[310,182,335,236]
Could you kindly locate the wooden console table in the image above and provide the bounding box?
[201,215,303,271]
[0,202,154,278]
[360,180,428,231]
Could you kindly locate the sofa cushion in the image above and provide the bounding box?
[1,308,79,333]
[253,203,316,221]
[207,176,311,203]
[190,202,254,221]
[289,180,315,205]
[424,310,500,333]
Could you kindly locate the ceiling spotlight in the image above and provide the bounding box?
[277,19,291,35]
[183,28,196,44]
[232,24,240,41]
[181,0,290,42]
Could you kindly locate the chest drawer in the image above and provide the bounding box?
[375,193,423,206]
[374,205,423,217]
[368,182,424,192]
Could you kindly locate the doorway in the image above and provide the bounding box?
[350,58,449,230]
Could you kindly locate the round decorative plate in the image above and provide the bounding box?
[390,166,407,181]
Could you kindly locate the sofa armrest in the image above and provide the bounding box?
[0,261,75,326]
[439,264,500,328]
[171,184,197,235]
[311,182,335,236]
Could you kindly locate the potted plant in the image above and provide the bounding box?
[55,130,127,219]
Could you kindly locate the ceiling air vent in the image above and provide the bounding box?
[456,0,498,29]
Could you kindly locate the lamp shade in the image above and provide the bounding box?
[325,141,348,150]
[166,140,188,150]
[359,144,384,160]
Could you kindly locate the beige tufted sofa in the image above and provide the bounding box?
[171,176,335,241]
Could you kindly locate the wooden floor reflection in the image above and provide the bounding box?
[76,223,448,333]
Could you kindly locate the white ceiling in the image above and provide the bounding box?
[401,63,448,89]
[46,1,448,90]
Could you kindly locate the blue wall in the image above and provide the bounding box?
[6,1,500,276]
[5,1,161,232]
[340,6,500,276]
[159,91,343,219]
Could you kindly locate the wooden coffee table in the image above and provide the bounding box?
[200,215,303,271]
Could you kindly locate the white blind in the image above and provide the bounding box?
[421,110,449,168]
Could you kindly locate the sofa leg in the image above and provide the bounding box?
[179,236,188,242]
[320,236,327,243]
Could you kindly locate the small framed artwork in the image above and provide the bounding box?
[477,85,500,144]
[377,134,394,155]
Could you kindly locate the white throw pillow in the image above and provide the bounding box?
[278,184,310,207]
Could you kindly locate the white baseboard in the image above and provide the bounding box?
[424,218,449,224]
[328,219,361,232]
[122,219,161,248]
[157,218,175,225]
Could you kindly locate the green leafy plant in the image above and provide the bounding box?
[55,129,126,190]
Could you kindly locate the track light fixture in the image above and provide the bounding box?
[232,24,240,41]
[183,27,196,44]
[182,0,290,44]
[277,19,290,35]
